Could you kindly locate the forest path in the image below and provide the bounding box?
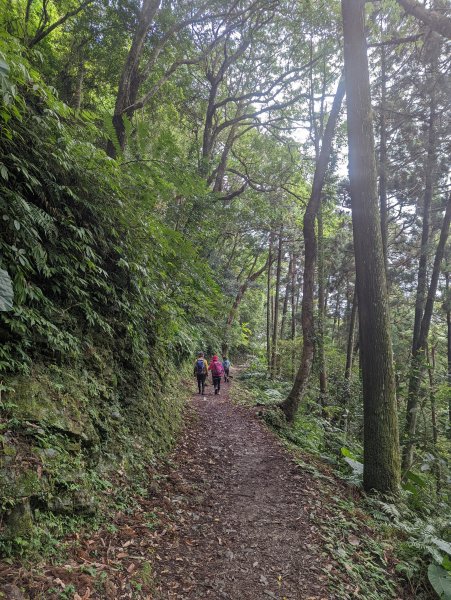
[152,376,332,599]
[0,374,406,600]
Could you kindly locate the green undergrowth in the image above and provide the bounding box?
[231,369,451,600]
[0,34,222,560]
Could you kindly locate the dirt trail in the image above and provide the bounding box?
[0,376,356,599]
[152,380,332,599]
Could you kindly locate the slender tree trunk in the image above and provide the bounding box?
[332,289,341,343]
[427,345,438,446]
[212,124,239,191]
[342,0,400,494]
[402,195,451,472]
[280,77,345,421]
[266,233,274,368]
[324,274,330,314]
[201,80,220,176]
[290,253,297,378]
[73,59,85,111]
[446,272,451,427]
[271,230,283,376]
[222,254,270,356]
[342,288,357,423]
[344,288,358,382]
[413,94,436,349]
[317,205,328,406]
[280,254,293,340]
[427,344,441,491]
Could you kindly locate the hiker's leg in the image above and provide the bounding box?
[197,375,202,393]
[201,374,206,394]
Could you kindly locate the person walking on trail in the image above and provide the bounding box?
[209,355,224,395]
[194,352,208,395]
[222,356,231,382]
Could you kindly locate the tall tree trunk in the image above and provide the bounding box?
[402,195,451,472]
[427,345,438,446]
[107,0,161,157]
[280,77,345,421]
[342,288,357,423]
[324,274,330,314]
[446,271,451,428]
[426,344,441,491]
[212,123,239,192]
[266,233,274,368]
[201,80,220,177]
[344,288,358,382]
[290,253,297,378]
[280,254,293,341]
[279,254,292,340]
[341,0,400,494]
[412,92,437,350]
[379,40,389,277]
[332,289,341,343]
[73,59,85,111]
[317,205,328,405]
[271,229,283,376]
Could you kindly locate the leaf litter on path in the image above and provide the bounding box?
[0,377,407,599]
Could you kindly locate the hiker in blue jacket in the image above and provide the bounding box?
[193,352,208,395]
[222,356,231,382]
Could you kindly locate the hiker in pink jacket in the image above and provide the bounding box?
[208,355,224,395]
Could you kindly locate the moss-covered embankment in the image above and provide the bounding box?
[0,354,187,553]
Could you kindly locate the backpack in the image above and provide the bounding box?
[212,361,224,377]
[196,358,205,375]
[223,360,230,369]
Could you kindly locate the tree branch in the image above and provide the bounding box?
[28,0,94,47]
[396,0,451,39]
[368,33,424,47]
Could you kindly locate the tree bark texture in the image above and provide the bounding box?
[379,41,389,278]
[342,0,400,494]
